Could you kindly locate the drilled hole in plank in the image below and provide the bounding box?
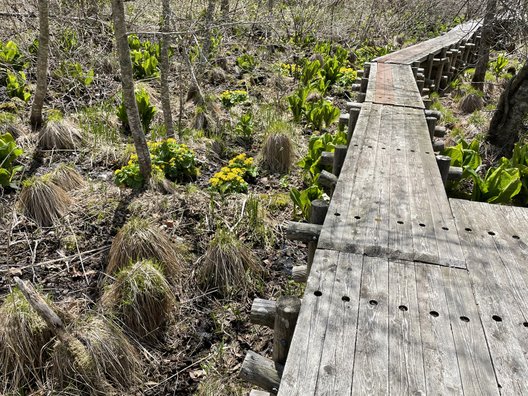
[425,151,430,154]
[354,144,358,147]
[442,226,449,231]
[399,305,408,312]
[465,227,472,232]
[523,322,528,327]
[397,220,404,224]
[381,147,386,150]
[492,315,502,322]
[429,311,439,317]
[513,235,520,240]
[369,300,378,306]
[460,316,470,322]
[314,290,322,297]
[488,231,496,236]
[354,215,361,219]
[334,212,341,217]
[342,296,350,302]
[410,149,415,152]
[368,145,373,148]
[396,148,401,151]
[419,223,426,227]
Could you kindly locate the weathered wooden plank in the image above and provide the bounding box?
[351,256,389,395]
[387,260,426,394]
[451,199,528,393]
[442,265,499,395]
[415,264,464,394]
[277,249,339,395]
[315,252,363,395]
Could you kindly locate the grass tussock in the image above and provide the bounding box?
[0,289,53,394]
[197,228,263,297]
[459,93,484,114]
[39,119,83,150]
[101,260,175,343]
[260,132,294,174]
[19,174,71,227]
[50,163,86,191]
[107,217,184,278]
[50,315,143,395]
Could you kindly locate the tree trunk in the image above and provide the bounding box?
[220,0,229,18]
[487,61,528,157]
[202,0,216,61]
[30,0,49,131]
[160,0,175,137]
[471,0,497,90]
[111,0,152,185]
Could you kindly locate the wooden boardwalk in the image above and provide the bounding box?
[242,21,528,396]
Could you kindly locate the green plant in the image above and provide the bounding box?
[300,59,321,86]
[0,132,23,188]
[219,89,248,108]
[234,112,254,142]
[236,53,257,72]
[320,56,342,86]
[290,185,323,221]
[490,53,509,80]
[117,88,157,133]
[305,100,341,131]
[114,159,163,189]
[59,28,78,53]
[228,153,258,179]
[55,61,94,87]
[298,131,347,183]
[6,71,31,102]
[500,143,528,203]
[148,138,200,181]
[0,41,27,79]
[468,110,486,126]
[337,67,357,86]
[128,34,161,79]
[443,138,481,179]
[466,160,522,204]
[287,86,310,123]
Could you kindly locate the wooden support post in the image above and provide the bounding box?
[250,298,276,328]
[434,48,447,91]
[357,92,366,103]
[426,116,437,140]
[307,199,328,270]
[273,296,301,365]
[363,63,371,78]
[320,151,334,167]
[417,78,425,94]
[424,53,435,82]
[250,391,272,396]
[448,166,463,181]
[338,113,349,131]
[424,109,441,120]
[318,170,337,195]
[351,83,361,92]
[292,265,308,283]
[348,105,361,143]
[422,96,431,109]
[433,140,445,152]
[434,126,446,138]
[285,222,321,242]
[332,145,347,177]
[436,155,451,186]
[240,351,283,394]
[360,77,369,93]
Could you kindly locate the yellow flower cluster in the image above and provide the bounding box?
[229,153,253,168]
[209,166,246,187]
[279,63,301,75]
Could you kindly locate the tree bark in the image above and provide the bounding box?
[30,0,49,131]
[487,61,528,157]
[471,0,497,90]
[160,0,175,137]
[111,0,152,184]
[202,0,216,61]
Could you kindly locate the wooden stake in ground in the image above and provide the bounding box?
[111,0,152,185]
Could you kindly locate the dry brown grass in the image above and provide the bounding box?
[18,174,72,227]
[197,228,263,297]
[49,315,143,395]
[50,163,86,191]
[107,217,184,279]
[459,93,484,114]
[260,133,294,174]
[39,119,83,150]
[0,289,53,394]
[101,260,175,344]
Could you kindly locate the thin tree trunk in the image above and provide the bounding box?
[487,61,528,157]
[202,0,216,61]
[111,0,152,184]
[160,0,175,137]
[472,0,497,90]
[30,0,49,131]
